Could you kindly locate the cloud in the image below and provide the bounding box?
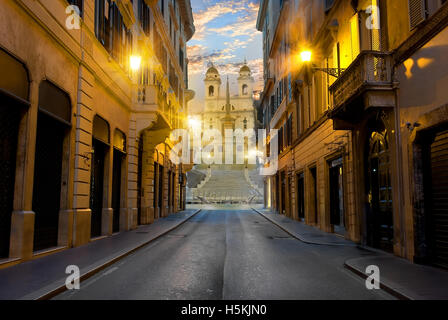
[192,1,250,40]
[207,2,260,40]
[186,1,264,113]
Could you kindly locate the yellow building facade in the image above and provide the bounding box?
[258,0,448,268]
[0,0,195,267]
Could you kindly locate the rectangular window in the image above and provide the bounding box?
[278,126,284,155]
[138,0,151,36]
[286,114,292,146]
[95,1,131,69]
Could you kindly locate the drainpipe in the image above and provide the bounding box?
[393,65,406,258]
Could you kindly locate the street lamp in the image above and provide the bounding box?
[300,50,312,62]
[130,55,142,71]
[299,50,345,78]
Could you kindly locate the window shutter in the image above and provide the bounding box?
[409,0,426,29]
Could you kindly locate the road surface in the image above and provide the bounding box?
[55,208,394,300]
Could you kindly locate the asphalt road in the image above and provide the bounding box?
[54,209,394,300]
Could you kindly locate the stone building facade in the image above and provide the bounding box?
[0,0,195,267]
[258,0,448,269]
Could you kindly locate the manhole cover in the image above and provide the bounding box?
[167,234,187,238]
[135,232,149,234]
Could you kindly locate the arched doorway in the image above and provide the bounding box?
[0,48,29,258]
[90,115,110,238]
[33,80,71,252]
[112,129,126,233]
[366,125,393,252]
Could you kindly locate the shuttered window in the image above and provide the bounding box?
[409,0,427,29]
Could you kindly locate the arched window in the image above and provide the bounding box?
[242,84,248,95]
[209,85,214,97]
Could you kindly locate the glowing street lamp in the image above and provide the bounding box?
[300,50,312,63]
[130,55,142,71]
[299,50,344,78]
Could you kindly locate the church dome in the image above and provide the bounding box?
[206,66,220,78]
[240,65,251,73]
[239,65,251,78]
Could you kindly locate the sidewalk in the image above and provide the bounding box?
[252,208,356,246]
[0,209,200,300]
[345,255,448,300]
[252,207,448,300]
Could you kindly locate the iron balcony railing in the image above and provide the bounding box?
[329,51,393,110]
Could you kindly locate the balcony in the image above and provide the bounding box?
[133,84,176,132]
[329,51,395,123]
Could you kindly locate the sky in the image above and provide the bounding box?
[187,0,263,112]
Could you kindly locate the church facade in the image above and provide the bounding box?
[193,64,257,133]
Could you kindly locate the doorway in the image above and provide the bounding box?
[281,171,286,215]
[112,129,126,233]
[158,164,164,218]
[90,116,110,238]
[154,162,159,220]
[32,80,71,252]
[329,158,345,234]
[296,172,305,221]
[0,101,21,258]
[367,130,393,252]
[32,112,66,251]
[112,149,124,233]
[427,128,448,268]
[310,167,318,224]
[90,139,107,238]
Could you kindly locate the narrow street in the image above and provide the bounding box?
[55,208,394,300]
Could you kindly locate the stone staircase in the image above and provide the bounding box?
[187,165,263,204]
